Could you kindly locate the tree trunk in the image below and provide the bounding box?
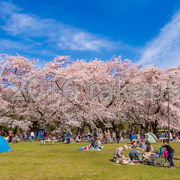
[151,120,158,135]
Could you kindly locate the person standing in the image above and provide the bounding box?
[30,131,35,142]
[37,131,41,140]
[116,128,120,143]
[94,130,98,138]
[43,130,46,140]
[162,139,175,168]
[26,131,30,141]
[136,133,140,141]
[112,131,116,142]
[61,132,66,142]
[98,130,103,141]
[130,132,135,142]
[106,130,112,143]
[9,131,13,143]
[85,132,88,140]
[46,132,49,139]
[66,131,71,144]
[104,130,108,144]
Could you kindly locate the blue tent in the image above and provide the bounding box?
[0,136,12,153]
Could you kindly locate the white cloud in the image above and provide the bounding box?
[58,30,113,51]
[139,9,180,68]
[0,1,115,52]
[2,13,51,37]
[0,39,29,50]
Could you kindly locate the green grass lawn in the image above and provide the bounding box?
[0,142,180,180]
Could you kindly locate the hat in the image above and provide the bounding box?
[123,145,128,150]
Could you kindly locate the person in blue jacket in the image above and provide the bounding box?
[129,149,140,161]
[66,131,71,144]
[130,132,135,142]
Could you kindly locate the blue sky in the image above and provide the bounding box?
[0,0,180,68]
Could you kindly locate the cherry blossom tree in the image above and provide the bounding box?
[0,54,179,132]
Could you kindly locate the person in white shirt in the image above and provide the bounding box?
[113,145,128,162]
[31,131,35,141]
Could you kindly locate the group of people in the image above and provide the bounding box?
[113,139,175,168]
[0,127,177,168]
[61,129,114,144]
[26,131,36,141]
[79,137,102,151]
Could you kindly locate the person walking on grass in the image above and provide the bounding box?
[116,128,120,143]
[162,139,175,168]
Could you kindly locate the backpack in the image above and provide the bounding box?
[163,148,169,158]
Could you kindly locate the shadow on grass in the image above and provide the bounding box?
[109,159,114,162]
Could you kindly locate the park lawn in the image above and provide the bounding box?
[0,142,180,180]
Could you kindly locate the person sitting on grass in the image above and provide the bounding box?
[139,139,146,150]
[162,139,175,168]
[75,136,82,143]
[131,141,138,148]
[175,136,180,143]
[95,138,102,150]
[136,141,153,159]
[113,145,128,162]
[89,138,96,149]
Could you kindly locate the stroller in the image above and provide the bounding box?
[142,147,168,167]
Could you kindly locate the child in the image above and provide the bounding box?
[162,139,175,168]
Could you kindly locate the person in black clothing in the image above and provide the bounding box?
[163,139,175,168]
[43,131,46,140]
[116,128,120,143]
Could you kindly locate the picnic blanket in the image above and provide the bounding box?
[79,146,103,151]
